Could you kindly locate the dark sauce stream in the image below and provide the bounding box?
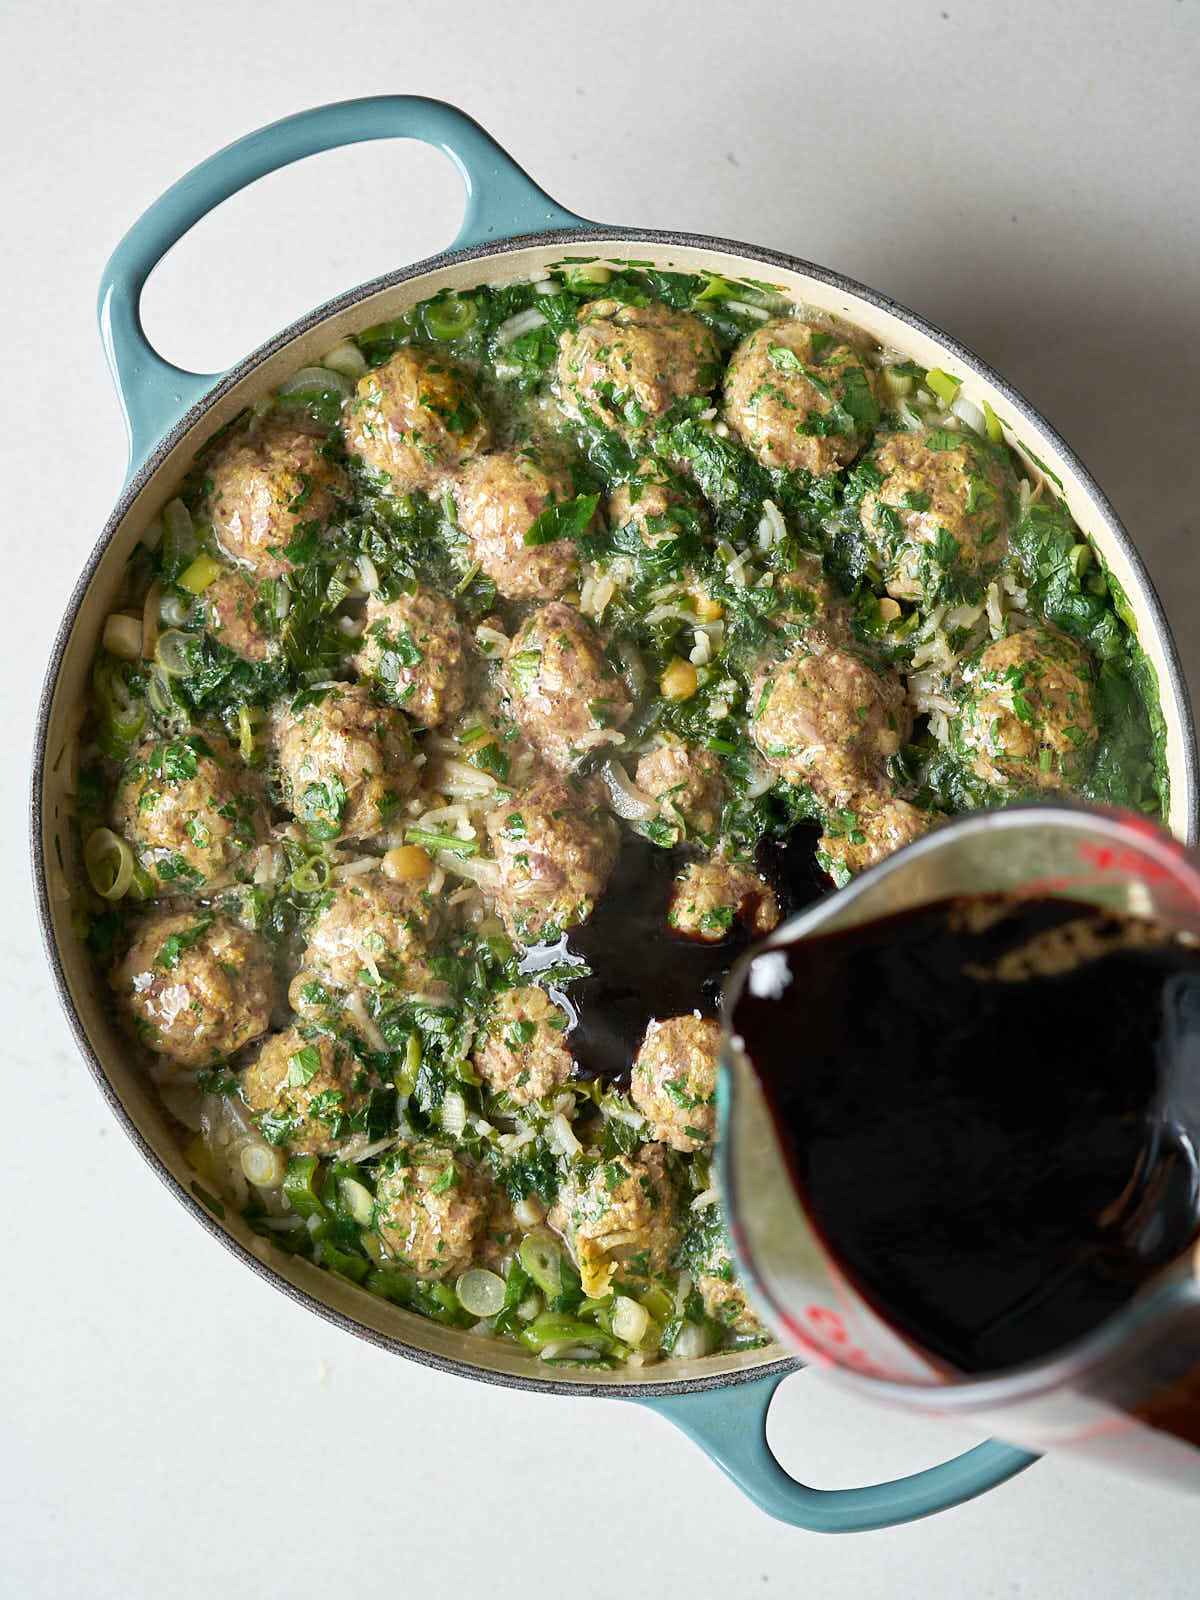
[521,827,829,1087]
[732,894,1200,1374]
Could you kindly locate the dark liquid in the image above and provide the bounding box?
[731,895,1200,1374]
[522,827,829,1086]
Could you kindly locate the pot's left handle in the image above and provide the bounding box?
[98,94,595,478]
[632,1373,1037,1533]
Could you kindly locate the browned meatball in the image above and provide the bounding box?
[556,299,720,431]
[474,985,574,1106]
[723,319,880,475]
[484,776,619,942]
[631,1014,720,1152]
[300,871,443,994]
[957,625,1098,792]
[372,1145,489,1279]
[351,586,468,729]
[667,857,780,942]
[818,797,941,883]
[607,459,701,546]
[550,1144,680,1297]
[273,683,417,840]
[859,429,1018,602]
[343,346,489,493]
[750,647,911,804]
[206,420,347,578]
[501,603,632,772]
[112,734,262,893]
[199,568,273,661]
[454,450,582,600]
[112,911,273,1066]
[241,1029,374,1155]
[634,742,724,845]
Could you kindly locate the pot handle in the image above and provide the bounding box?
[97,95,593,477]
[632,1372,1037,1533]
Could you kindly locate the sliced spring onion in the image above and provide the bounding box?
[154,629,196,677]
[982,399,1004,444]
[424,295,478,340]
[178,553,222,595]
[356,553,380,593]
[610,1295,650,1346]
[440,1089,468,1138]
[404,827,479,858]
[561,263,612,289]
[950,394,987,435]
[276,365,353,399]
[320,340,368,379]
[455,1268,506,1318]
[240,1143,286,1188]
[288,853,331,894]
[925,368,961,405]
[283,1155,327,1219]
[882,366,916,397]
[162,499,196,573]
[84,828,135,900]
[145,669,177,720]
[517,1312,628,1359]
[159,592,190,628]
[102,613,142,660]
[236,704,263,765]
[338,1176,375,1226]
[1069,543,1093,579]
[142,581,162,660]
[495,307,548,345]
[671,1320,718,1360]
[518,1229,567,1298]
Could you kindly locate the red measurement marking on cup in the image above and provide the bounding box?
[803,1305,888,1377]
[1076,840,1173,883]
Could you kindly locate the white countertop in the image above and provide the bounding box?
[5,0,1200,1591]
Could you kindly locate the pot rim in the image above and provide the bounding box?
[31,224,1198,1398]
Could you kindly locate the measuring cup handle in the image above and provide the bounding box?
[633,1371,1037,1533]
[98,94,595,476]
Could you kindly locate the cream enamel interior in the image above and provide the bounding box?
[37,234,1197,1391]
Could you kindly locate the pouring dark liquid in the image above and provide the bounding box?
[731,894,1200,1374]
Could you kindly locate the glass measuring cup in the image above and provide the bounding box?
[720,803,1200,1487]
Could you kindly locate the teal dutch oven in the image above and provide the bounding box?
[32,95,1197,1533]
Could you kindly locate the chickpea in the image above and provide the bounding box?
[661,659,699,701]
[382,844,434,883]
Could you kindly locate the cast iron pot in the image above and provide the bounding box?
[31,95,1199,1532]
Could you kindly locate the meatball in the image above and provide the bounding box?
[241,1028,374,1155]
[723,319,880,475]
[199,568,273,661]
[859,428,1018,602]
[301,871,443,994]
[550,1144,679,1297]
[957,625,1098,792]
[501,603,632,772]
[634,741,724,845]
[372,1145,489,1279]
[274,682,417,840]
[343,346,489,494]
[631,1014,720,1152]
[556,299,720,431]
[474,985,574,1106]
[113,734,262,893]
[667,857,780,942]
[484,776,619,942]
[698,1254,763,1338]
[454,450,582,600]
[351,586,468,729]
[112,911,273,1066]
[608,459,701,546]
[818,797,941,884]
[750,647,911,804]
[206,420,347,579]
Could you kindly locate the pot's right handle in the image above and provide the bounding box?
[98,95,595,478]
[633,1372,1037,1533]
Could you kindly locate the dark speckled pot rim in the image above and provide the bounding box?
[30,225,1200,1400]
